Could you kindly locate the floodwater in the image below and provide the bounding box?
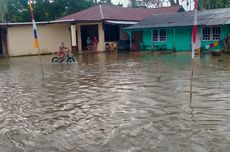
[0,52,230,152]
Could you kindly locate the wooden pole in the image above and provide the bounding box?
[37,46,44,81]
[190,58,194,101]
[28,0,44,81]
[190,0,198,102]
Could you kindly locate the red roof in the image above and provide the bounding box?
[58,4,184,22]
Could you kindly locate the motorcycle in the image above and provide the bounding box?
[52,51,76,64]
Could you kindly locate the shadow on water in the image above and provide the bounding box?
[0,52,230,152]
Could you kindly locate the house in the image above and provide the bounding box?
[0,4,184,57]
[124,8,230,52]
[0,21,71,57]
[57,4,184,53]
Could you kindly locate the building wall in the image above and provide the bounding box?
[76,22,105,52]
[7,23,71,57]
[228,25,230,36]
[134,25,230,52]
[175,27,192,51]
[141,29,152,50]
[140,28,191,51]
[200,25,229,51]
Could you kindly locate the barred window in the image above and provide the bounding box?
[153,30,158,42]
[202,27,211,40]
[202,27,221,41]
[212,27,221,40]
[153,29,166,42]
[160,29,166,41]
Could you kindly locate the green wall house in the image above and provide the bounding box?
[124,8,230,52]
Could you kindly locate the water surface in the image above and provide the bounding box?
[0,52,230,152]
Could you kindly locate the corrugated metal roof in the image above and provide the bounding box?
[0,20,74,26]
[125,8,230,30]
[105,20,138,25]
[58,4,184,22]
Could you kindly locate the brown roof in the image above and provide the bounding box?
[58,4,184,22]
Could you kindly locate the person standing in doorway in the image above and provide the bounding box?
[92,36,98,52]
[86,36,91,51]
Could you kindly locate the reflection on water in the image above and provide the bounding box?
[0,52,230,152]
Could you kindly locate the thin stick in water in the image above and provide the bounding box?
[190,59,194,101]
[37,46,44,81]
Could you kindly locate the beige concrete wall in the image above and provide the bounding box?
[76,22,105,52]
[8,23,71,56]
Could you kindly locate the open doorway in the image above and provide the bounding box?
[0,28,7,57]
[0,29,3,56]
[132,31,143,51]
[80,24,98,51]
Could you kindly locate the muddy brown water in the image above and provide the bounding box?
[0,52,230,152]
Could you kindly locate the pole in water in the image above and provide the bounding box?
[37,46,45,81]
[190,59,194,101]
[28,0,44,81]
[190,0,198,102]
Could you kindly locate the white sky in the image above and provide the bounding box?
[112,0,129,6]
[112,0,194,10]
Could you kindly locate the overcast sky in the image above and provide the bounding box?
[111,0,194,10]
[112,0,129,6]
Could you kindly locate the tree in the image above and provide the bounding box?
[5,0,95,22]
[0,0,8,22]
[128,0,145,8]
[169,0,179,6]
[98,0,112,4]
[7,0,40,22]
[141,0,165,8]
[129,0,181,8]
[199,0,230,10]
[117,2,124,7]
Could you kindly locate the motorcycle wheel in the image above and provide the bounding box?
[67,57,75,63]
[52,57,59,63]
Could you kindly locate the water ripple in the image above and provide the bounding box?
[0,53,230,151]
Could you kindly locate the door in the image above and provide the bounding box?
[0,30,3,56]
[80,25,98,51]
[132,31,143,51]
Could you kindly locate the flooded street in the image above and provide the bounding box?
[0,52,230,152]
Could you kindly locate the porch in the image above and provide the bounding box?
[70,21,131,54]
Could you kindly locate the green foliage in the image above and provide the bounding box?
[2,0,95,22]
[199,0,230,10]
[7,0,30,22]
[128,0,145,8]
[128,0,230,9]
[98,0,112,4]
[0,0,8,22]
[128,0,180,8]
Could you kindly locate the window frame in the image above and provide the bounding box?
[212,27,221,41]
[152,29,167,42]
[202,26,221,41]
[104,24,120,42]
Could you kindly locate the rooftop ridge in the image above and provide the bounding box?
[100,4,104,19]
[57,4,183,22]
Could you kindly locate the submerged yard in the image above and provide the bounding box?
[0,52,230,151]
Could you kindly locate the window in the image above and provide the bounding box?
[202,27,211,40]
[212,27,221,40]
[202,27,221,41]
[104,24,120,42]
[160,29,166,41]
[153,29,166,42]
[153,30,158,42]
